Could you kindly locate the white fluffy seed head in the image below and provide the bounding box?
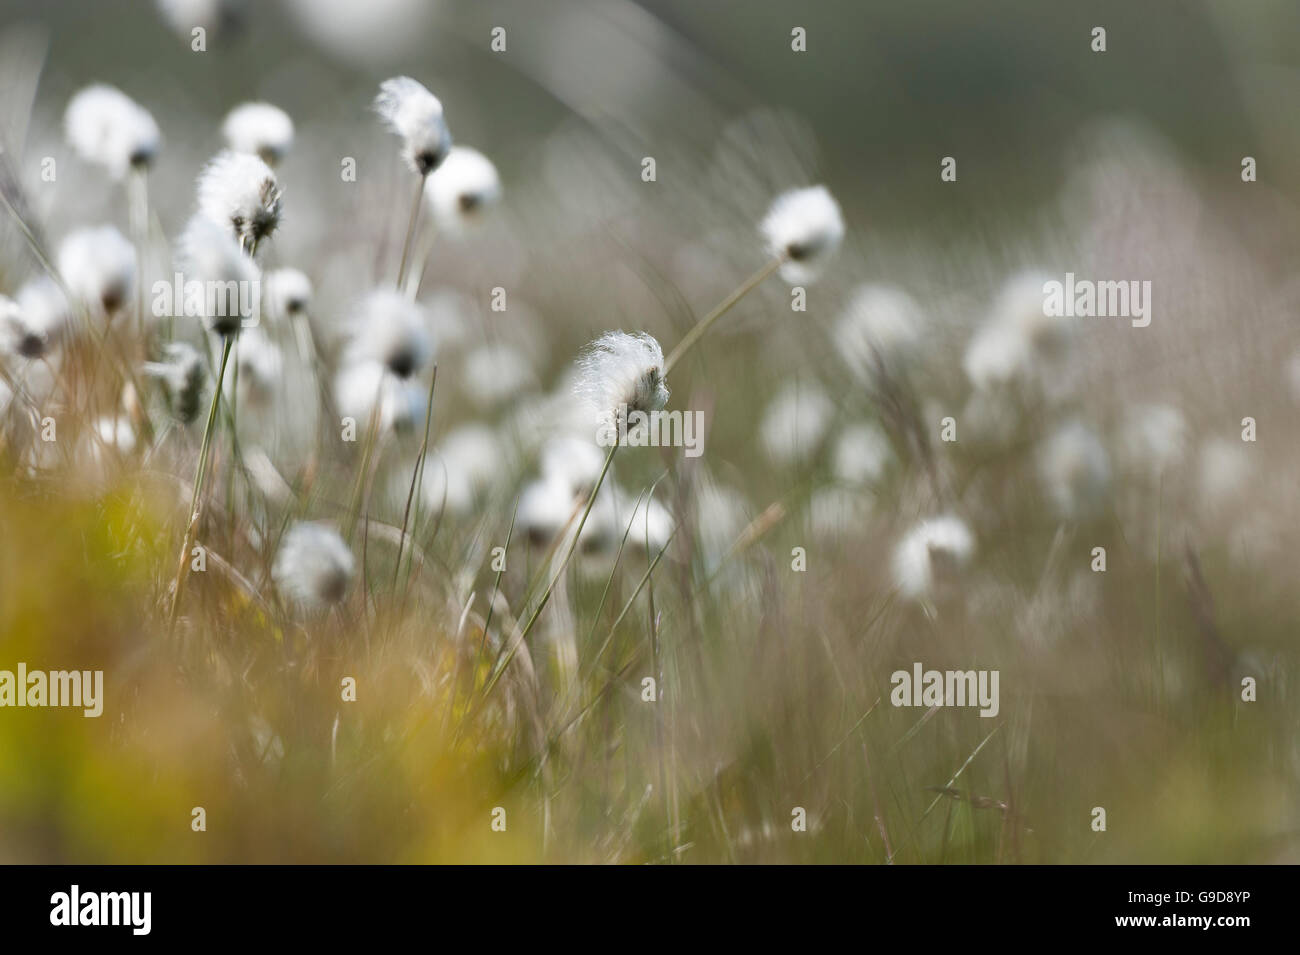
[1118,403,1187,480]
[156,0,248,40]
[462,343,533,409]
[574,331,669,428]
[264,268,312,322]
[759,381,834,466]
[335,359,425,437]
[517,474,577,547]
[222,102,295,165]
[273,521,355,610]
[424,146,500,232]
[144,341,207,424]
[374,76,452,175]
[832,423,893,486]
[177,214,261,335]
[7,279,70,358]
[540,434,606,497]
[64,84,160,179]
[227,326,283,409]
[196,150,282,250]
[964,270,1072,391]
[760,185,845,284]
[346,289,431,379]
[1037,420,1111,521]
[57,225,137,316]
[579,486,674,564]
[891,515,975,600]
[834,285,924,381]
[419,425,503,515]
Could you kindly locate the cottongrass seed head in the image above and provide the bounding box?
[177,214,261,336]
[374,76,452,175]
[144,341,207,424]
[222,102,295,165]
[57,225,137,315]
[335,360,425,437]
[196,150,282,251]
[272,521,355,611]
[1037,419,1111,521]
[264,268,312,321]
[574,330,669,428]
[64,84,160,179]
[761,185,845,284]
[7,278,70,358]
[347,289,432,379]
[424,146,501,231]
[892,514,976,601]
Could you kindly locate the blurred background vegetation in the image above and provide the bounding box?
[1,0,1298,862]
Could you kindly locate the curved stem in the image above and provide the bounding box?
[663,255,783,376]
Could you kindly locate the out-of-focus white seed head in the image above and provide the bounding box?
[965,270,1073,392]
[64,84,160,179]
[222,102,295,166]
[57,225,137,316]
[196,150,282,251]
[226,326,282,409]
[272,521,354,611]
[8,278,71,358]
[419,424,503,515]
[759,380,834,466]
[94,414,137,456]
[996,270,1073,357]
[574,331,669,430]
[264,268,313,323]
[834,284,925,381]
[832,423,893,486]
[810,486,873,540]
[374,76,452,175]
[517,474,577,547]
[156,0,248,42]
[1118,403,1188,480]
[144,341,207,424]
[461,343,533,409]
[335,359,425,437]
[760,185,844,284]
[891,514,976,601]
[540,434,606,497]
[580,484,673,560]
[424,146,500,232]
[346,289,431,379]
[1197,437,1252,510]
[1037,420,1111,521]
[177,215,261,336]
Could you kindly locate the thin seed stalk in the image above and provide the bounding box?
[395,173,427,290]
[394,365,438,589]
[167,335,234,629]
[479,440,619,701]
[662,255,784,376]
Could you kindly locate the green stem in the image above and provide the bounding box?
[662,256,783,376]
[168,335,234,630]
[395,174,427,290]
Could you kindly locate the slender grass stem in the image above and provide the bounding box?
[167,334,234,630]
[394,365,438,589]
[478,441,618,701]
[395,174,427,290]
[662,255,783,376]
